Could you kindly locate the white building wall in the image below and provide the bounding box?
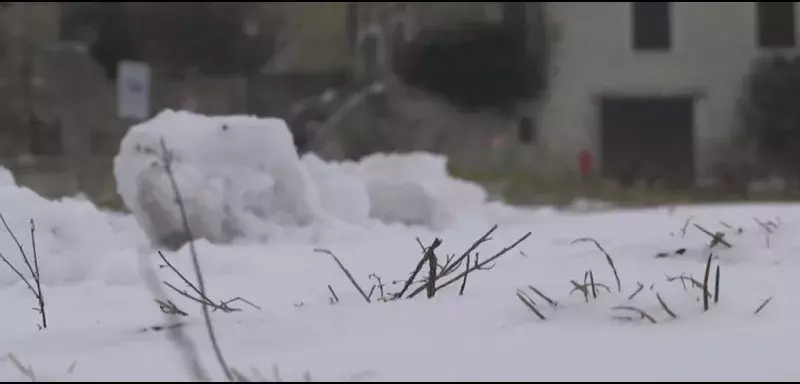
[538,2,800,180]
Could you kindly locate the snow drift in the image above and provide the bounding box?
[114,110,488,248]
[0,168,144,288]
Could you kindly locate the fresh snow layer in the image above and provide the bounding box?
[0,175,799,380]
[0,111,797,380]
[114,110,487,247]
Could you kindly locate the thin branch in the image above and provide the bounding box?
[527,285,558,307]
[439,225,498,278]
[516,290,546,320]
[314,249,371,304]
[611,306,657,324]
[754,297,773,315]
[159,138,231,381]
[408,232,531,298]
[571,238,622,292]
[693,224,733,248]
[628,282,644,301]
[328,285,339,304]
[458,253,470,296]
[392,238,442,299]
[656,293,677,319]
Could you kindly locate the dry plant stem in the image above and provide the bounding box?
[527,285,557,307]
[459,253,470,296]
[140,248,209,381]
[693,224,733,248]
[681,216,695,237]
[29,221,44,329]
[8,353,36,381]
[160,139,232,381]
[440,225,498,278]
[407,232,532,298]
[426,242,438,299]
[516,290,546,320]
[589,270,597,299]
[612,306,657,324]
[656,293,677,318]
[754,297,773,315]
[628,282,644,301]
[571,238,622,292]
[0,214,45,329]
[714,265,720,304]
[328,285,340,303]
[315,249,371,303]
[570,280,589,303]
[702,253,713,312]
[394,238,442,299]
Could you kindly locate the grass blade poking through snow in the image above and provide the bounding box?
[714,265,720,304]
[611,306,657,324]
[314,249,371,304]
[516,290,546,320]
[754,297,773,315]
[527,285,558,307]
[702,253,713,312]
[628,282,644,301]
[571,238,621,292]
[656,293,677,319]
[589,270,598,299]
[459,253,470,296]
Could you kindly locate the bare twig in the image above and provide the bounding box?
[611,306,658,324]
[0,214,45,329]
[368,274,386,299]
[693,224,733,248]
[666,274,711,298]
[159,138,231,381]
[681,216,695,237]
[571,238,622,292]
[527,285,558,307]
[426,240,439,299]
[714,265,720,304]
[754,297,773,315]
[570,280,589,303]
[408,232,531,298]
[156,299,189,317]
[627,282,644,301]
[516,290,546,320]
[328,285,340,304]
[8,353,36,381]
[139,247,209,381]
[702,253,713,311]
[458,253,470,296]
[656,293,677,319]
[315,249,371,304]
[392,238,442,299]
[439,225,498,279]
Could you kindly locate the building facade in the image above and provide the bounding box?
[537,2,800,187]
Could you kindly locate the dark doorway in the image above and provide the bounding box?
[600,96,695,189]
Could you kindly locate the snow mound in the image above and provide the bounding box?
[114,109,330,248]
[0,177,144,288]
[115,110,490,248]
[304,152,488,229]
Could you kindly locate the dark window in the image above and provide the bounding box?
[632,2,672,51]
[757,2,796,48]
[518,116,536,144]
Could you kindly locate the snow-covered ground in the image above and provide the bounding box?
[0,111,798,381]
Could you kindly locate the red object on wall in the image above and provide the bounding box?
[578,149,593,177]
